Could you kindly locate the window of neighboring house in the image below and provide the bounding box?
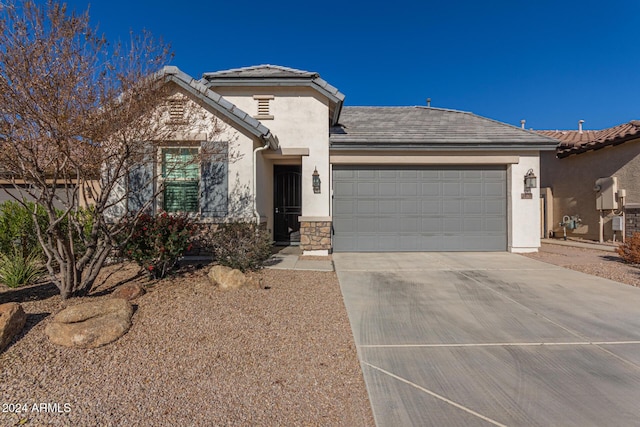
[161,147,199,213]
[253,95,274,120]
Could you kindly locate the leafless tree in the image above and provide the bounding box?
[0,0,219,298]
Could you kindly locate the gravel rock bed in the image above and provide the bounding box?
[0,264,374,426]
[521,242,640,288]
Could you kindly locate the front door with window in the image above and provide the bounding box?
[274,165,301,244]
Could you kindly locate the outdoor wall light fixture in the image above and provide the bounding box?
[524,168,537,193]
[312,167,321,194]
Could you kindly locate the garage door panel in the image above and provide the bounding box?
[443,218,463,233]
[422,199,441,214]
[485,199,506,215]
[399,170,418,179]
[400,217,420,232]
[443,200,462,214]
[485,182,505,196]
[379,182,397,196]
[443,182,461,196]
[422,182,440,196]
[464,199,483,214]
[379,217,400,232]
[464,182,482,196]
[400,182,418,196]
[334,181,355,197]
[357,200,376,213]
[332,166,506,252]
[400,200,419,214]
[379,200,398,214]
[357,182,377,196]
[357,217,378,233]
[357,170,376,179]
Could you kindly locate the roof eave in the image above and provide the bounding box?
[160,67,276,147]
[330,142,558,152]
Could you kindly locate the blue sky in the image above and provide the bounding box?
[62,0,639,130]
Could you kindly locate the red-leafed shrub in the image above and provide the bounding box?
[122,212,197,279]
[617,232,640,265]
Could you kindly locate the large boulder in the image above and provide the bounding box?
[208,265,260,291]
[0,302,27,352]
[45,298,133,348]
[111,283,145,301]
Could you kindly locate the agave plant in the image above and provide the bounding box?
[0,249,45,288]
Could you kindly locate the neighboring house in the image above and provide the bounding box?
[537,121,640,242]
[133,64,557,254]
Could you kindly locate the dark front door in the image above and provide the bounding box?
[274,165,302,244]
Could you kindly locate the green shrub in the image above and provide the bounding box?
[206,222,272,272]
[0,249,45,288]
[0,201,95,264]
[122,212,197,279]
[617,232,640,265]
[0,201,47,259]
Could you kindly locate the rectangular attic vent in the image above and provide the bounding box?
[253,95,274,120]
[168,98,186,123]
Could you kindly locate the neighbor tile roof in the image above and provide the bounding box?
[536,121,640,158]
[330,107,559,150]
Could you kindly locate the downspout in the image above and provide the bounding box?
[253,140,270,224]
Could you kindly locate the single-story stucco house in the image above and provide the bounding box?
[133,64,558,254]
[537,121,640,242]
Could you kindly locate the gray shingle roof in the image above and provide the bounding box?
[330,107,559,150]
[203,64,317,79]
[202,64,345,125]
[159,66,277,149]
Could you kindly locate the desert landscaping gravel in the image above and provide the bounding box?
[0,264,374,426]
[521,241,640,288]
[4,242,637,426]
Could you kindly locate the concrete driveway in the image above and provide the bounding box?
[334,252,640,426]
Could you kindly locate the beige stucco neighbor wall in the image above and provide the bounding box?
[540,140,640,241]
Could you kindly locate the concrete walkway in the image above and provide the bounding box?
[334,252,640,426]
[265,246,334,271]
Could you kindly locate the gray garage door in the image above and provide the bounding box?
[332,166,507,251]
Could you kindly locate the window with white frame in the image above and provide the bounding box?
[160,147,199,213]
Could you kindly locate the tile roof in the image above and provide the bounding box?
[202,64,318,79]
[330,107,559,150]
[536,121,640,158]
[159,66,277,149]
[202,64,345,126]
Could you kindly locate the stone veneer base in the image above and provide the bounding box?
[299,221,331,252]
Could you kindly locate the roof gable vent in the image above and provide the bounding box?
[253,95,274,120]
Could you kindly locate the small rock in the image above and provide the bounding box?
[0,302,27,352]
[112,283,145,301]
[45,299,133,348]
[207,265,260,291]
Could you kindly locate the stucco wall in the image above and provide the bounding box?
[158,85,261,221]
[540,140,640,241]
[215,86,331,222]
[508,153,542,252]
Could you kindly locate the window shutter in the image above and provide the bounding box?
[200,141,228,217]
[127,145,155,215]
